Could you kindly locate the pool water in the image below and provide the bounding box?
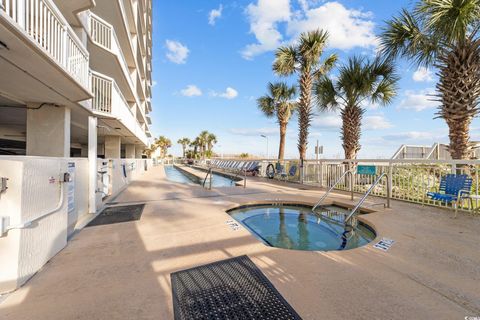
[228,204,375,251]
[164,165,237,188]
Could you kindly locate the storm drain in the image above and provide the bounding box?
[171,255,302,320]
[86,204,145,227]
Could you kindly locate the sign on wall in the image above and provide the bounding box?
[67,162,75,214]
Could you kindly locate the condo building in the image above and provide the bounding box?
[0,0,154,293]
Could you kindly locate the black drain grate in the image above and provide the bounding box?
[171,255,302,320]
[86,204,145,227]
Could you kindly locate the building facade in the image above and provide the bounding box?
[0,0,153,157]
[0,0,154,293]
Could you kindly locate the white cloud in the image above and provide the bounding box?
[241,0,291,59]
[382,131,438,141]
[211,87,239,99]
[312,114,342,130]
[165,40,189,64]
[412,67,434,82]
[242,1,377,59]
[363,115,393,130]
[152,80,158,87]
[209,5,223,25]
[181,85,202,97]
[398,89,438,111]
[287,2,378,50]
[230,127,277,136]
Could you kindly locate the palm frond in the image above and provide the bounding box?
[379,9,439,66]
[417,0,480,43]
[313,76,339,111]
[298,29,330,69]
[257,96,275,118]
[273,45,298,76]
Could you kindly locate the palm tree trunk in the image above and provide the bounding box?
[437,39,480,160]
[278,122,287,160]
[341,105,363,159]
[447,119,472,159]
[298,70,313,162]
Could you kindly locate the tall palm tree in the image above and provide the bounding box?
[198,131,210,158]
[206,133,217,155]
[257,82,297,160]
[379,0,480,159]
[177,138,190,158]
[273,29,337,164]
[190,137,201,158]
[314,56,399,159]
[155,136,172,158]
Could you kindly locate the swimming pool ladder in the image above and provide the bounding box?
[203,168,213,190]
[345,173,390,225]
[312,169,355,212]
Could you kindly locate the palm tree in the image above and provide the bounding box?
[177,138,190,158]
[257,82,297,160]
[190,137,201,159]
[314,56,399,159]
[206,133,217,153]
[198,131,210,158]
[379,0,480,159]
[273,29,337,164]
[155,136,172,158]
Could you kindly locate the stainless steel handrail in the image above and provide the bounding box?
[202,168,213,189]
[345,173,390,224]
[312,169,355,212]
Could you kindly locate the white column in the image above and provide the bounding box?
[104,136,121,159]
[26,104,70,157]
[135,145,144,159]
[88,116,97,214]
[125,144,135,159]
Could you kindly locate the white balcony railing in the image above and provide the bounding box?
[1,0,89,88]
[91,71,148,145]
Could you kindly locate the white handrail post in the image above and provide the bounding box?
[62,25,68,69]
[17,0,25,29]
[387,163,392,208]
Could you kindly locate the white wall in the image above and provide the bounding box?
[0,156,153,294]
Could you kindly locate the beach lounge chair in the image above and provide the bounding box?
[281,165,297,181]
[426,174,472,218]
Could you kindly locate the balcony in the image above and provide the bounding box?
[87,13,149,123]
[91,71,148,146]
[0,0,91,101]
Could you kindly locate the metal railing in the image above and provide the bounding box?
[1,0,89,88]
[202,168,212,190]
[208,158,480,213]
[345,173,390,225]
[312,169,355,212]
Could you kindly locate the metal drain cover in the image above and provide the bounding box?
[171,255,302,320]
[87,204,145,227]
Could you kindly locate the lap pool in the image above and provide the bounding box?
[227,204,376,251]
[164,165,237,188]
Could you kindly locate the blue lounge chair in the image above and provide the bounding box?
[281,165,297,181]
[426,174,472,217]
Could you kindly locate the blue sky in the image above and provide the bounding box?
[150,0,480,159]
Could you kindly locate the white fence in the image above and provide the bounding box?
[1,0,90,88]
[218,158,480,212]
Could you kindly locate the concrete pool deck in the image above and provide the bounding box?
[1,165,479,319]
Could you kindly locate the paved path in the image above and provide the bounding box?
[1,165,479,320]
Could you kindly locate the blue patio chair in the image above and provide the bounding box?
[426,174,473,217]
[281,165,297,181]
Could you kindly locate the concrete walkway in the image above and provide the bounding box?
[1,165,479,320]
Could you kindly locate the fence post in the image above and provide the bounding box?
[319,160,323,188]
[387,162,393,208]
